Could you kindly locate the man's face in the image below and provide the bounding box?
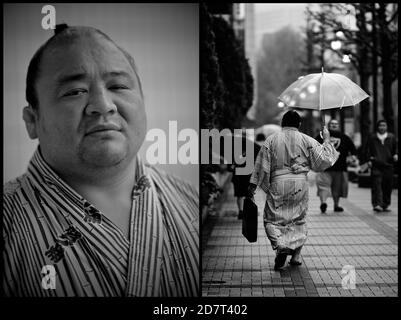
[33,33,147,176]
[328,120,340,132]
[377,122,387,134]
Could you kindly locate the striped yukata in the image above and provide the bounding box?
[250,127,339,251]
[3,148,199,297]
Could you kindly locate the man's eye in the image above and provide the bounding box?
[109,85,129,90]
[63,89,87,97]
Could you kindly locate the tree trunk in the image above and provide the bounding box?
[378,4,394,132]
[303,10,316,137]
[371,4,378,129]
[359,72,371,149]
[356,4,371,148]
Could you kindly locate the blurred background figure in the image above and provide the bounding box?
[363,120,398,212]
[315,118,358,213]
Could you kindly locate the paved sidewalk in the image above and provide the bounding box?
[202,173,398,297]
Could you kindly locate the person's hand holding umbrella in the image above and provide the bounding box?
[321,125,331,143]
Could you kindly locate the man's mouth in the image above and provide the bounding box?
[86,123,122,135]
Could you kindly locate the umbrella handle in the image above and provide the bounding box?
[319,111,325,139]
[319,67,325,125]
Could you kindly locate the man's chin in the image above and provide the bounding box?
[79,144,130,168]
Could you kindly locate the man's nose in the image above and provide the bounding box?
[85,87,117,115]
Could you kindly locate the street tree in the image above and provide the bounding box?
[211,16,254,130]
[306,3,398,143]
[200,3,226,130]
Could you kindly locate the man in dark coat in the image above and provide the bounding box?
[363,120,398,212]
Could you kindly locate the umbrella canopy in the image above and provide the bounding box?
[278,70,369,111]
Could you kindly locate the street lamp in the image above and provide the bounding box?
[342,54,351,63]
[335,31,345,39]
[331,40,342,51]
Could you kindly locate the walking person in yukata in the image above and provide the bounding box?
[248,110,339,270]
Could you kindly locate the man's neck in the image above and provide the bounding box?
[60,158,137,205]
[377,131,388,138]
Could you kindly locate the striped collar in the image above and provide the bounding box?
[28,147,151,215]
[282,127,299,131]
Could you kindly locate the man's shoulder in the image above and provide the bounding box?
[3,174,27,198]
[146,165,198,198]
[3,174,30,235]
[263,131,282,147]
[341,133,351,139]
[387,132,396,140]
[298,131,317,144]
[145,165,198,227]
[341,133,355,145]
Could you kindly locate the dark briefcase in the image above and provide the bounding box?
[242,197,258,243]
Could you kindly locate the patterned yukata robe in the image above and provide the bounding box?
[250,127,339,251]
[3,148,199,297]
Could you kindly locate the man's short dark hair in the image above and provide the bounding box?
[26,23,143,110]
[376,119,387,130]
[281,110,301,128]
[256,133,266,142]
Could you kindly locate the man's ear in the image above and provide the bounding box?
[22,105,39,139]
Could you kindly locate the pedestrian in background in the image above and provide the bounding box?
[248,110,339,270]
[363,120,398,212]
[315,119,358,213]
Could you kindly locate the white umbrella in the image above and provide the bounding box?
[278,68,369,125]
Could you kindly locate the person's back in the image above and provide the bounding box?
[264,128,328,176]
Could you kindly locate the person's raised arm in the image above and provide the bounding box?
[308,126,339,172]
